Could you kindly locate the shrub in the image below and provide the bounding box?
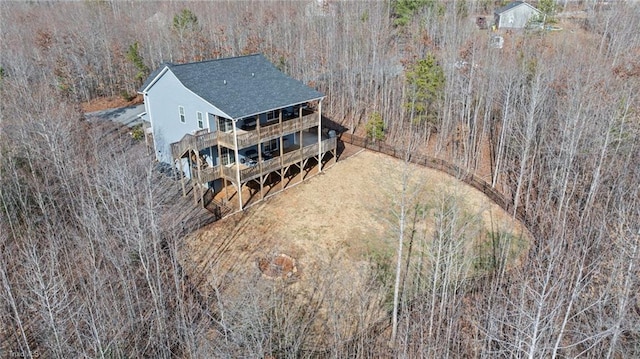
[365,112,385,142]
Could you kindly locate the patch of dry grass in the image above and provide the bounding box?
[182,149,528,335]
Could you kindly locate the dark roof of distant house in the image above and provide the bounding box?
[139,54,324,120]
[495,1,538,15]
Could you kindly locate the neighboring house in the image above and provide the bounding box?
[494,1,541,29]
[138,54,337,211]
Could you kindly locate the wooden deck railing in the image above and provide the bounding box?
[213,111,320,149]
[216,131,235,148]
[195,131,218,149]
[217,137,337,183]
[260,157,284,174]
[321,136,337,152]
[281,112,318,133]
[199,165,221,183]
[170,111,321,155]
[171,133,196,158]
[261,125,282,143]
[221,164,236,180]
[301,143,319,158]
[171,130,218,158]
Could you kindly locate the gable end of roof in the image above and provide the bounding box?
[495,1,540,15]
[138,62,174,93]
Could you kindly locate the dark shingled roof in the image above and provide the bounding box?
[495,1,525,15]
[140,54,324,120]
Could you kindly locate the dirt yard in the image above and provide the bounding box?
[81,94,143,113]
[182,149,528,324]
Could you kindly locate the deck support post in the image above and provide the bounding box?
[232,120,243,211]
[317,100,323,173]
[179,156,186,197]
[196,151,205,208]
[279,115,284,193]
[215,141,229,204]
[299,107,303,185]
[256,115,263,204]
[224,177,230,203]
[192,151,198,206]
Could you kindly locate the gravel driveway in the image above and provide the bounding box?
[85,104,147,128]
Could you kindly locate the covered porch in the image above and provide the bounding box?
[206,135,337,212]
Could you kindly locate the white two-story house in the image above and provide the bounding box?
[138,54,337,212]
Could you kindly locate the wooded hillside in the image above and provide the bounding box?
[1,1,638,357]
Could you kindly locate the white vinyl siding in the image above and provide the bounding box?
[145,70,226,164]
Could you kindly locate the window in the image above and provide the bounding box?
[266,110,279,122]
[179,106,185,123]
[221,147,234,165]
[218,117,233,132]
[197,111,204,129]
[263,139,278,152]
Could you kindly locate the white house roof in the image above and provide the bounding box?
[139,54,325,120]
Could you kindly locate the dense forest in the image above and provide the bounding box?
[1,0,639,357]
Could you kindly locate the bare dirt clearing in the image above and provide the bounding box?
[181,149,529,336]
[81,95,143,113]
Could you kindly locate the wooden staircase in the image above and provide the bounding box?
[156,172,231,238]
